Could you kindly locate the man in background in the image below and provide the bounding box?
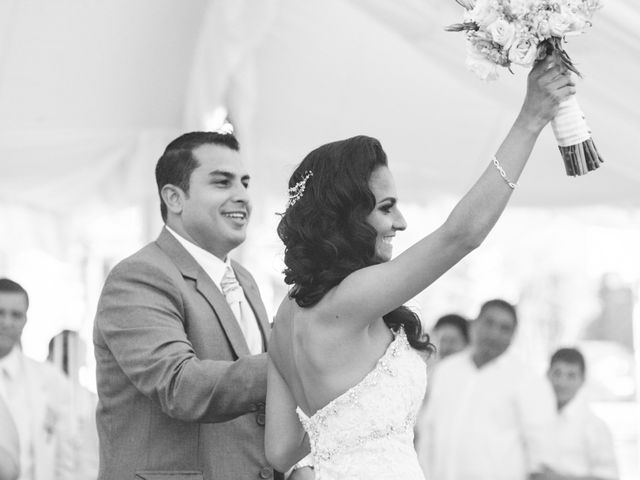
[418,299,557,480]
[0,278,74,480]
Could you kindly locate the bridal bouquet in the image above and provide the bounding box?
[447,0,603,176]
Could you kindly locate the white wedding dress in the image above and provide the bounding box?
[296,327,427,479]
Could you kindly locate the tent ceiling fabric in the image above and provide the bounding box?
[1,0,639,216]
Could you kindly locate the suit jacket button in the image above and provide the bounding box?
[250,403,258,412]
[259,467,273,479]
[256,413,266,426]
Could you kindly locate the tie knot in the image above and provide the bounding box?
[221,267,242,298]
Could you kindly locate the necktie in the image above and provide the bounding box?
[220,266,263,355]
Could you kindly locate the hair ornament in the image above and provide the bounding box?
[287,170,313,208]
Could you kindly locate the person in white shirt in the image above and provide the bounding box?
[47,331,99,480]
[416,299,557,480]
[414,313,469,447]
[0,278,75,480]
[431,313,470,361]
[544,348,618,480]
[0,394,19,480]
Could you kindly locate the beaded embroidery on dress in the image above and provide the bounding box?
[296,327,427,479]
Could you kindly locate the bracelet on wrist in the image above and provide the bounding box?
[491,155,518,189]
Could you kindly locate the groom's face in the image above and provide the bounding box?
[180,144,252,259]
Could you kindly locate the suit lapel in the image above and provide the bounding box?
[233,261,271,351]
[156,228,251,358]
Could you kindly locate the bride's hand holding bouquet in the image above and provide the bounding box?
[517,53,575,135]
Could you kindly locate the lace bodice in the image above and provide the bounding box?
[296,328,427,479]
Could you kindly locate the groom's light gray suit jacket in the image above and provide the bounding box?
[93,228,278,480]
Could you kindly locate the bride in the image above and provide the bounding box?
[265,55,574,479]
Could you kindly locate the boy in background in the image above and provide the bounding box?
[545,348,619,480]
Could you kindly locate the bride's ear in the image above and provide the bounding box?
[161,184,185,215]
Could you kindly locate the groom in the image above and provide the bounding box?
[94,132,282,480]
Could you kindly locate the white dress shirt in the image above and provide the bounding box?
[166,226,263,353]
[550,392,618,479]
[0,348,34,480]
[0,391,19,479]
[417,349,557,480]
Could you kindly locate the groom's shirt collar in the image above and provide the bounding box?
[165,226,230,290]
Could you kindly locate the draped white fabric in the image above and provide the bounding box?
[1,0,638,227]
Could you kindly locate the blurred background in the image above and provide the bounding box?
[1,0,638,478]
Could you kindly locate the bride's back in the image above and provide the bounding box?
[270,295,394,417]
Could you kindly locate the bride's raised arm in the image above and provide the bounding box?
[326,55,574,325]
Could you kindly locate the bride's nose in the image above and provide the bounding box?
[393,210,407,231]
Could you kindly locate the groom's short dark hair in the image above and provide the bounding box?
[155,132,240,221]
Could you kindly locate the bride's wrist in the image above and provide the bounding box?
[513,110,546,136]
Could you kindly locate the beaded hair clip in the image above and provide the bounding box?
[287,170,313,208]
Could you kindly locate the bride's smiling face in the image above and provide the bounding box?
[366,166,407,263]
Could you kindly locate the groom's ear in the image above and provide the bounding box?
[161,184,185,216]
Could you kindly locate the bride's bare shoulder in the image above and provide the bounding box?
[270,296,299,352]
[273,296,296,329]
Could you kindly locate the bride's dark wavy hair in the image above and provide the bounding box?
[278,135,433,352]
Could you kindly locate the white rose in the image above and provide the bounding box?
[508,36,538,66]
[470,0,499,28]
[466,46,499,81]
[548,12,572,36]
[487,18,516,47]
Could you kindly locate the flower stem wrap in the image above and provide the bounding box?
[550,89,604,176]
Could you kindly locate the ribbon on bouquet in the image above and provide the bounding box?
[550,95,603,176]
[543,39,604,176]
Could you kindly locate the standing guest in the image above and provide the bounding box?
[0,395,19,480]
[418,299,557,480]
[414,313,470,449]
[94,132,304,480]
[432,313,469,360]
[47,331,99,480]
[0,278,74,480]
[543,348,618,480]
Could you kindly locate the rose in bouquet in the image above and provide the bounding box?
[447,0,603,176]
